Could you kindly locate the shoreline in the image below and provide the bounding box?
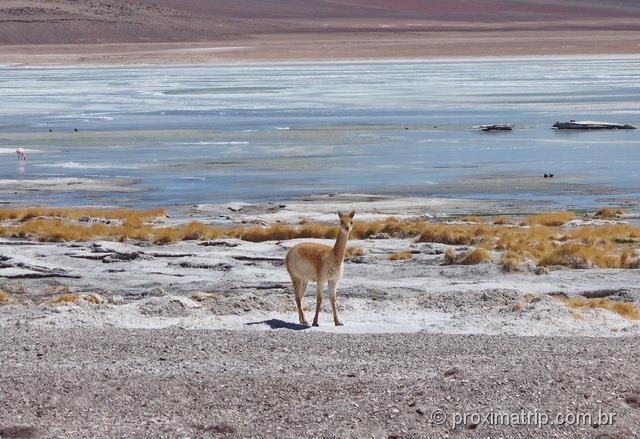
[2,52,640,69]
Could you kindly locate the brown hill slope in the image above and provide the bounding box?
[1,1,639,63]
[1,0,640,44]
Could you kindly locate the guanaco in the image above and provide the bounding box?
[285,211,355,326]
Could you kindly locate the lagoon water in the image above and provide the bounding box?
[0,56,639,209]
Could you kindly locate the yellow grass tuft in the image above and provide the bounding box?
[538,243,624,269]
[493,216,511,225]
[500,250,524,271]
[555,295,640,320]
[0,207,164,225]
[523,211,575,226]
[191,292,222,302]
[444,248,493,265]
[0,289,13,304]
[388,250,413,261]
[460,248,493,265]
[46,294,82,304]
[461,216,484,223]
[45,293,104,305]
[345,246,365,259]
[594,207,624,219]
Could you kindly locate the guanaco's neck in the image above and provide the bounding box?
[332,228,349,263]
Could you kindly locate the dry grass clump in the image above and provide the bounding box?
[191,292,222,302]
[493,216,511,225]
[538,244,622,269]
[554,295,640,320]
[500,250,524,272]
[0,207,164,226]
[444,248,493,265]
[523,211,575,226]
[594,207,624,219]
[388,251,413,261]
[345,246,365,259]
[416,223,487,245]
[461,216,484,223]
[0,289,13,304]
[45,293,105,305]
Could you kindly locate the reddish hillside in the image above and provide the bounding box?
[1,0,639,44]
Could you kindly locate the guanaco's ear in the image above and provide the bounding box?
[337,211,343,218]
[348,211,355,219]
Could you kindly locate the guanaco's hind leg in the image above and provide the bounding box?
[328,280,342,326]
[312,280,324,327]
[292,277,309,326]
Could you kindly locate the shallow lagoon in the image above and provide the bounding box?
[0,57,639,209]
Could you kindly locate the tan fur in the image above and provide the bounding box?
[285,211,354,326]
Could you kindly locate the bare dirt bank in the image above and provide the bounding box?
[2,27,640,66]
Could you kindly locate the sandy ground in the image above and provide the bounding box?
[2,28,640,65]
[1,1,639,64]
[0,327,639,438]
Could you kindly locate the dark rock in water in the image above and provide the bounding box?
[552,120,636,129]
[477,124,513,131]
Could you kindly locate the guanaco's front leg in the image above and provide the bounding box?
[328,280,342,326]
[312,280,323,326]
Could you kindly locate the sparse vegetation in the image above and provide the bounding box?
[500,250,524,272]
[523,211,575,226]
[493,216,511,225]
[191,292,222,302]
[45,293,105,305]
[388,251,412,261]
[1,208,639,269]
[554,295,640,320]
[0,289,13,304]
[594,207,624,219]
[0,207,165,227]
[345,246,365,259]
[444,248,493,265]
[461,216,484,223]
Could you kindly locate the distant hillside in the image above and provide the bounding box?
[1,0,640,45]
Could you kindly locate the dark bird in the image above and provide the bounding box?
[74,128,78,132]
[544,174,549,178]
[549,174,554,178]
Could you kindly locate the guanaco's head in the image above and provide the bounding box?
[337,211,355,234]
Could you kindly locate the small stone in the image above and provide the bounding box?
[625,394,640,408]
[443,367,461,379]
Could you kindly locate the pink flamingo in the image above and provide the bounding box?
[15,148,26,160]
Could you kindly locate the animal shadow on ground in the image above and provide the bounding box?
[246,319,309,330]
